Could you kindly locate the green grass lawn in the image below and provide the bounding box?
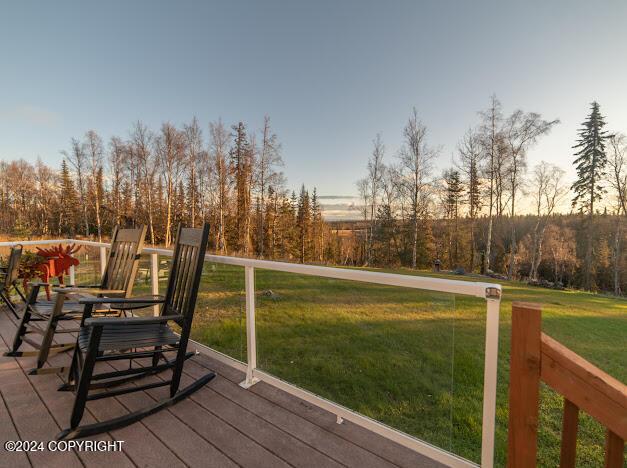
[91,255,626,466]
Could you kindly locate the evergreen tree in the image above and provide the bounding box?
[572,102,609,212]
[311,188,322,261]
[443,169,464,268]
[458,128,483,270]
[296,185,312,263]
[290,190,297,212]
[571,101,609,289]
[95,166,105,233]
[230,122,252,253]
[278,194,296,259]
[264,186,278,258]
[375,204,396,266]
[59,159,78,235]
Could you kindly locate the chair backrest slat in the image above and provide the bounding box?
[100,226,147,296]
[3,245,22,289]
[162,225,209,332]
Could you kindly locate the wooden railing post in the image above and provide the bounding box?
[507,302,542,468]
[604,430,624,468]
[560,399,579,468]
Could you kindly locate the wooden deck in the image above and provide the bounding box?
[0,308,444,468]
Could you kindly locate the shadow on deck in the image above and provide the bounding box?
[0,308,443,468]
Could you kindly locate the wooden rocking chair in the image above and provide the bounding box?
[5,226,147,375]
[57,224,213,440]
[0,244,27,319]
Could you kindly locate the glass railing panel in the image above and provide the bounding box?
[73,245,101,285]
[189,261,247,363]
[448,294,490,464]
[135,255,247,363]
[254,269,461,456]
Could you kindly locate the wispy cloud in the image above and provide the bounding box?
[0,105,61,127]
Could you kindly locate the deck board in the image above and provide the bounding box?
[0,386,31,468]
[0,332,83,468]
[0,308,445,468]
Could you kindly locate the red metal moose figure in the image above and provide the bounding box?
[31,244,81,300]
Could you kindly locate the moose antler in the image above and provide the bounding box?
[64,244,80,255]
[36,243,80,257]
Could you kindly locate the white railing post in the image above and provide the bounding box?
[240,266,259,389]
[150,252,160,316]
[480,291,501,468]
[69,265,76,286]
[99,246,107,278]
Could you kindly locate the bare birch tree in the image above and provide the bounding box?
[503,110,559,279]
[108,136,126,226]
[34,158,55,235]
[184,117,203,227]
[256,116,283,258]
[209,120,230,253]
[364,134,384,265]
[157,122,185,247]
[62,138,89,237]
[608,133,627,294]
[84,130,104,241]
[398,108,436,269]
[478,95,503,273]
[131,121,158,244]
[528,161,567,281]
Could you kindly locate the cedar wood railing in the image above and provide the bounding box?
[507,302,626,467]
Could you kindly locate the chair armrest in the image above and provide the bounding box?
[85,315,179,327]
[30,281,52,287]
[53,287,126,295]
[78,295,165,305]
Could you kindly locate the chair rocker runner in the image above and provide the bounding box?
[57,224,213,440]
[0,244,28,319]
[5,226,148,375]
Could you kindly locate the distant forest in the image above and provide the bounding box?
[352,98,626,294]
[1,98,625,293]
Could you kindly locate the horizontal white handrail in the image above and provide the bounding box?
[1,237,501,467]
[0,239,77,247]
[0,238,501,299]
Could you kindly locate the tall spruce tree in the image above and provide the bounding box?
[311,188,321,261]
[230,122,252,253]
[458,129,482,271]
[297,185,312,263]
[59,159,78,235]
[444,169,464,268]
[571,101,609,289]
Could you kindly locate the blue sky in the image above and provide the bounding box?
[1,1,626,200]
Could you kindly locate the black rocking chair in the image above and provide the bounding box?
[57,224,214,440]
[5,226,147,375]
[0,244,27,319]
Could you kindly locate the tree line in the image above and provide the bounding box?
[1,100,625,293]
[353,98,626,293]
[0,117,336,263]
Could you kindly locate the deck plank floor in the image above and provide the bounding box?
[0,308,444,468]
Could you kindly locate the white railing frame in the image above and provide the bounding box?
[0,238,502,468]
